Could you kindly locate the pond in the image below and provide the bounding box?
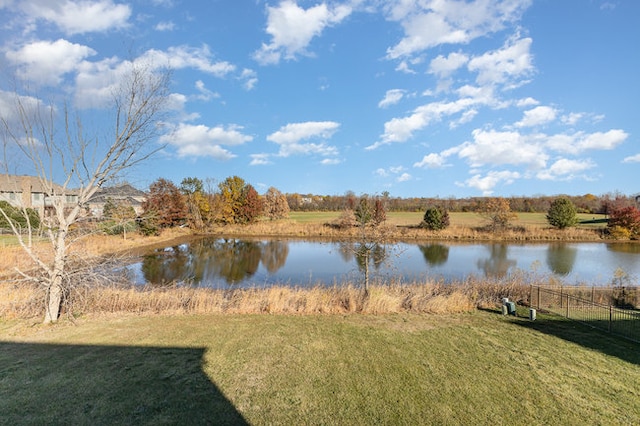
[124,237,640,289]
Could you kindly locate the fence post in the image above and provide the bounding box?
[566,294,569,318]
[608,305,612,334]
[537,286,541,310]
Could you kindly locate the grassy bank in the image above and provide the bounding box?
[1,310,639,425]
[0,279,531,319]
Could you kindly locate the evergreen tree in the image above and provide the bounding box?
[546,197,578,229]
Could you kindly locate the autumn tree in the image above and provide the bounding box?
[180,177,210,230]
[239,184,263,224]
[607,206,640,239]
[101,198,137,239]
[546,197,578,229]
[0,61,170,323]
[217,176,262,224]
[372,197,387,226]
[142,178,187,230]
[263,187,290,220]
[477,197,517,232]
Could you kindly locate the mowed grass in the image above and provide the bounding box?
[1,310,639,425]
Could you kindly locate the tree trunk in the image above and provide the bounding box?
[44,277,63,324]
[44,227,68,324]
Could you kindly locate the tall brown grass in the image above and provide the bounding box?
[0,277,532,320]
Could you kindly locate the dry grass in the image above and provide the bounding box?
[0,277,531,320]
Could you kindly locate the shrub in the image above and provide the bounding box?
[608,206,640,239]
[421,206,450,231]
[546,197,578,229]
[0,201,40,230]
[477,198,517,232]
[354,197,372,226]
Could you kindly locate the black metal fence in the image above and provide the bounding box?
[530,285,640,343]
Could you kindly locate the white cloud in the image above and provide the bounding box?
[139,45,235,77]
[467,35,534,87]
[623,154,640,163]
[536,158,596,181]
[19,0,131,35]
[378,89,405,108]
[5,39,96,86]
[458,129,548,169]
[578,129,628,151]
[428,51,469,78]
[413,153,448,169]
[73,46,237,108]
[194,80,219,101]
[385,0,532,59]
[267,121,339,144]
[155,21,175,31]
[267,121,340,158]
[250,153,273,166]
[515,105,557,127]
[463,170,520,195]
[160,123,252,160]
[561,112,584,126]
[545,129,628,154]
[370,96,485,148]
[375,168,389,177]
[239,68,258,90]
[254,0,352,65]
[397,172,412,182]
[320,158,341,165]
[516,97,539,107]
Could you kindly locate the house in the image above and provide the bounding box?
[0,174,78,216]
[87,183,147,218]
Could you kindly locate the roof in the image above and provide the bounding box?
[0,174,67,194]
[88,183,146,204]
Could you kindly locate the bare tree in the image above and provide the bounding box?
[0,62,171,323]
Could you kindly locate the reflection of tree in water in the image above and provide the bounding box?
[261,240,289,273]
[546,243,577,276]
[477,244,517,278]
[141,245,191,286]
[419,244,449,266]
[337,242,355,263]
[607,243,640,255]
[211,239,262,284]
[140,238,290,286]
[354,243,387,274]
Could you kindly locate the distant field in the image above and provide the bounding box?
[289,211,608,229]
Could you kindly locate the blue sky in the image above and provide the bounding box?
[1,0,638,198]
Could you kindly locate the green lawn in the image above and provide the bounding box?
[1,310,638,425]
[289,211,608,229]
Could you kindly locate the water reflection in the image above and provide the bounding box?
[419,244,449,266]
[128,237,640,288]
[546,244,577,276]
[140,238,289,286]
[476,244,517,278]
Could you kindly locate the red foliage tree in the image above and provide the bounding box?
[608,206,640,237]
[239,184,263,224]
[142,178,187,228]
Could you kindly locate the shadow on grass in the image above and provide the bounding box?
[510,312,640,366]
[0,342,248,425]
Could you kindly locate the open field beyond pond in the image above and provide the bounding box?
[1,309,639,425]
[289,211,608,229]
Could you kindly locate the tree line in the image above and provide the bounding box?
[286,191,638,215]
[120,176,290,235]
